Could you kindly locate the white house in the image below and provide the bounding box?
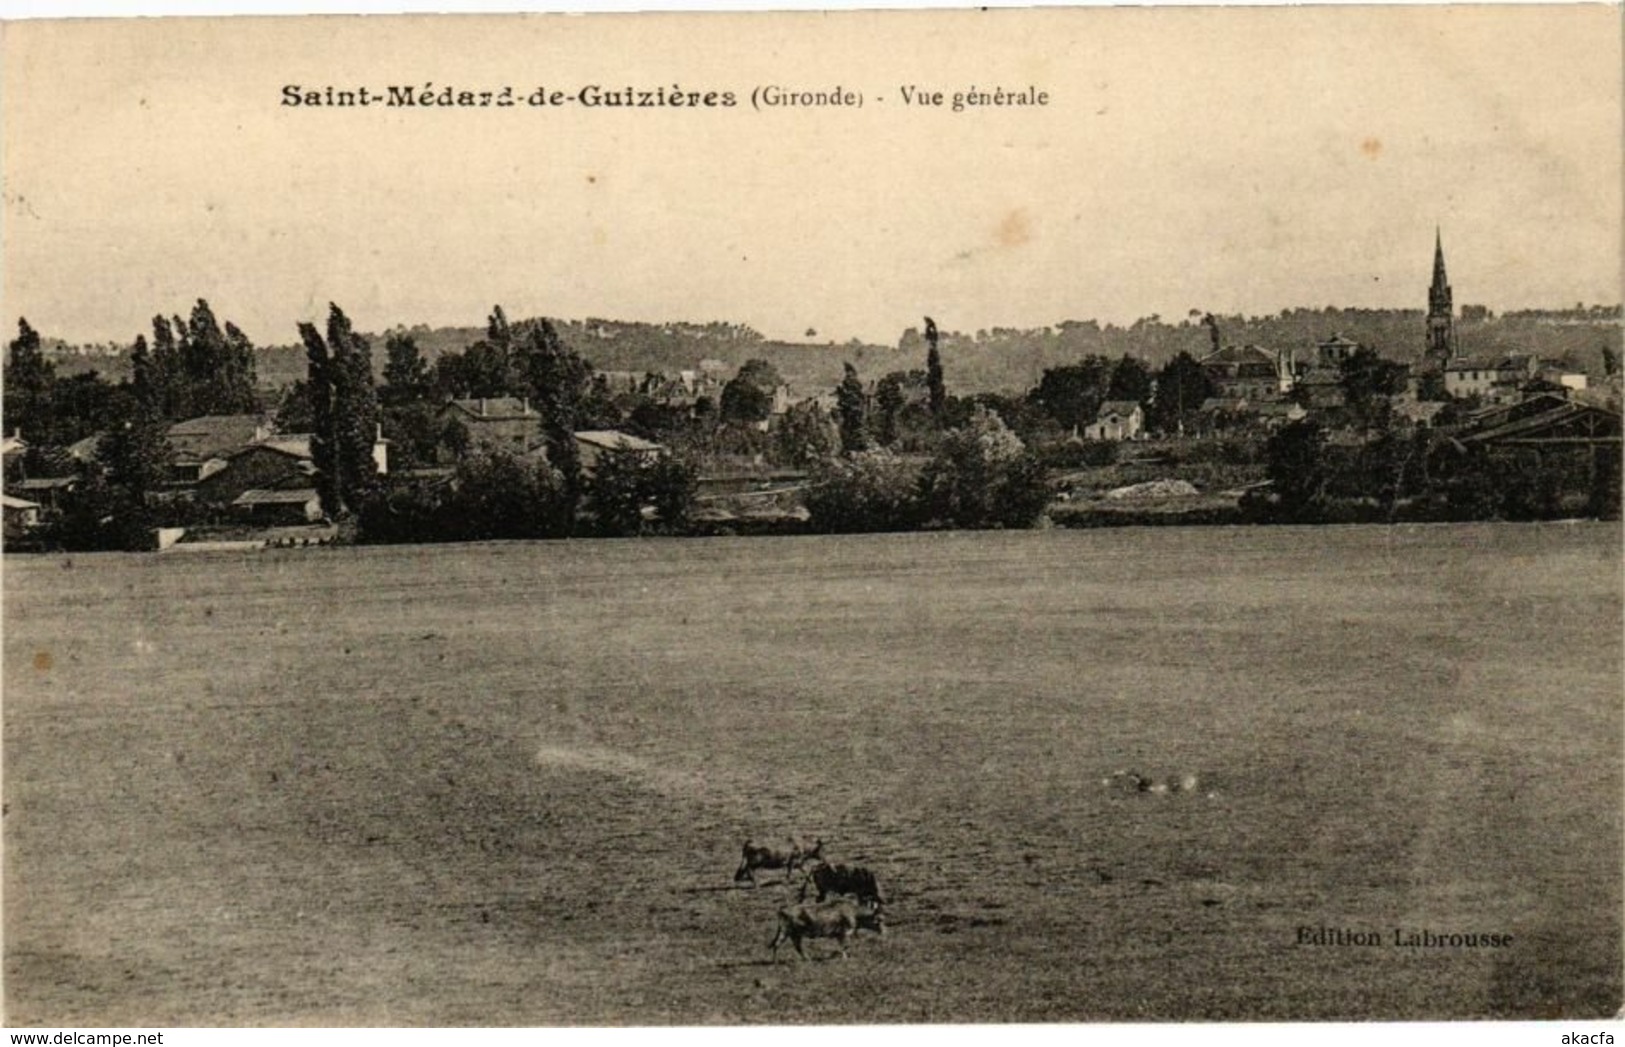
[1083,401,1145,441]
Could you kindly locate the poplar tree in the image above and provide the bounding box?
[924,316,946,421]
[298,304,379,518]
[5,318,55,442]
[836,362,869,454]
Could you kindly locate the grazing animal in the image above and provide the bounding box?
[735,836,824,886]
[769,900,885,961]
[801,861,886,907]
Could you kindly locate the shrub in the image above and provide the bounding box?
[918,405,1052,529]
[804,449,922,533]
[586,451,697,536]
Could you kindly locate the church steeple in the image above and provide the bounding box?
[1426,227,1455,364]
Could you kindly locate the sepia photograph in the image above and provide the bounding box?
[2,4,1621,1029]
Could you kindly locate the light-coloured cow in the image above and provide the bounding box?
[769,899,885,961]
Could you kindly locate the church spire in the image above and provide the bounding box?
[1431,227,1449,298]
[1426,227,1455,364]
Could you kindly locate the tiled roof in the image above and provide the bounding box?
[167,414,267,459]
[233,488,319,506]
[1199,344,1277,366]
[574,430,664,453]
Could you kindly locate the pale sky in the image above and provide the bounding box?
[2,6,1620,348]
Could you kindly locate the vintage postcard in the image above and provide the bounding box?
[2,5,1621,1031]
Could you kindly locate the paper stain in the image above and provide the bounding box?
[32,650,52,672]
[1360,137,1383,159]
[995,208,1033,249]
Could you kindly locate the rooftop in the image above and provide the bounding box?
[574,430,664,453]
[233,488,320,506]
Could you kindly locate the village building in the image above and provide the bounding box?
[1315,333,1361,369]
[2,493,43,538]
[1537,365,1589,393]
[1294,368,1346,409]
[66,433,107,467]
[165,414,272,486]
[1083,400,1144,441]
[439,397,542,456]
[2,431,28,470]
[1252,401,1310,427]
[573,430,665,473]
[197,439,316,505]
[10,475,79,510]
[1390,400,1447,428]
[1460,397,1622,449]
[1198,344,1295,401]
[1443,353,1540,402]
[164,417,387,497]
[230,488,324,525]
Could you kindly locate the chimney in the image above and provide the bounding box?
[522,397,529,414]
[480,397,487,416]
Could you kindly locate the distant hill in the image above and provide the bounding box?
[36,307,1623,398]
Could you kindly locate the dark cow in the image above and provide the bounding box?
[800,861,886,907]
[769,899,885,961]
[734,836,823,886]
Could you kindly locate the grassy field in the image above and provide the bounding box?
[4,524,1620,1025]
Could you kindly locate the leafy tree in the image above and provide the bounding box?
[180,300,257,415]
[148,315,190,420]
[381,401,443,470]
[773,401,837,466]
[1147,352,1215,435]
[452,447,572,540]
[587,450,696,536]
[441,417,472,461]
[918,404,1050,529]
[435,340,515,399]
[274,380,317,433]
[1265,419,1329,520]
[874,374,905,446]
[512,317,592,513]
[1416,368,1449,403]
[382,333,429,405]
[40,410,169,551]
[99,412,172,508]
[51,371,136,445]
[720,358,781,426]
[836,363,869,454]
[1339,345,1409,423]
[1031,356,1113,431]
[804,449,920,532]
[1106,354,1153,405]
